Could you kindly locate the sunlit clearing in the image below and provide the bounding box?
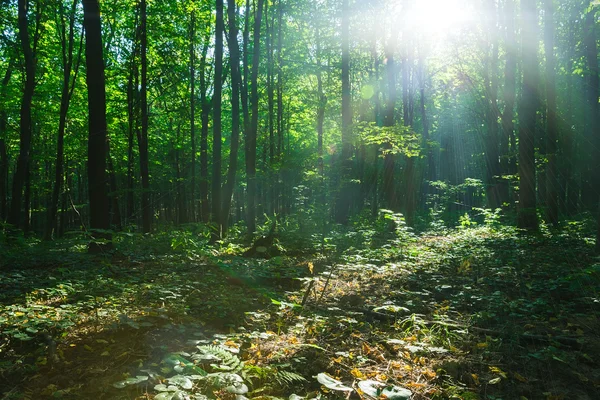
[396,0,476,41]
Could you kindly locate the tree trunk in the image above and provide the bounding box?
[517,0,539,230]
[82,0,111,251]
[8,0,35,229]
[139,0,151,233]
[189,10,196,223]
[544,0,558,226]
[46,0,82,240]
[334,0,353,224]
[246,0,265,235]
[582,7,600,211]
[221,0,242,235]
[383,37,397,210]
[500,0,516,203]
[212,0,224,235]
[199,34,210,223]
[0,60,13,222]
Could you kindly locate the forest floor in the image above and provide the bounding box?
[1,221,599,400]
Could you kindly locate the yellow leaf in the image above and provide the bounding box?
[14,312,25,317]
[350,368,365,378]
[476,342,488,349]
[489,366,507,378]
[308,262,314,274]
[471,373,480,385]
[488,377,501,385]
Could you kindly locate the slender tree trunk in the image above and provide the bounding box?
[46,0,82,240]
[582,7,600,211]
[517,0,539,230]
[383,37,397,210]
[189,10,196,222]
[0,61,13,222]
[221,0,242,234]
[107,139,122,230]
[418,52,434,207]
[276,0,284,213]
[266,2,275,215]
[139,0,151,233]
[334,0,353,223]
[246,0,265,235]
[8,0,35,228]
[500,0,516,203]
[212,0,224,234]
[316,24,326,204]
[199,34,210,223]
[82,0,111,251]
[544,0,558,226]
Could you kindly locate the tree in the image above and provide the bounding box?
[45,0,83,239]
[139,0,151,233]
[221,0,242,234]
[544,0,559,226]
[212,0,224,234]
[246,0,265,235]
[82,0,111,251]
[334,0,353,224]
[517,0,539,230]
[8,0,36,229]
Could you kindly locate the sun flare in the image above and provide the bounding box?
[396,0,476,40]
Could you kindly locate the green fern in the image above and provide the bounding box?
[273,370,307,388]
[195,345,243,373]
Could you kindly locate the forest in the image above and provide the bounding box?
[1,0,600,398]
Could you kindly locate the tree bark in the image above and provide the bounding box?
[199,33,211,223]
[334,0,353,224]
[82,0,111,251]
[383,36,397,210]
[46,0,82,239]
[139,0,151,233]
[517,0,539,230]
[544,0,559,226]
[189,10,196,223]
[8,0,36,229]
[246,0,265,235]
[500,0,516,202]
[221,0,242,235]
[0,60,13,222]
[582,7,600,211]
[212,0,225,234]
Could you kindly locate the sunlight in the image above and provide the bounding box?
[396,0,476,40]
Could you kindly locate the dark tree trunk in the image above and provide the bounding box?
[334,0,353,224]
[500,0,516,203]
[484,4,501,210]
[246,0,265,235]
[189,10,196,222]
[139,0,151,233]
[82,0,111,251]
[221,0,242,235]
[517,0,539,230]
[582,8,600,211]
[212,0,224,233]
[0,61,12,222]
[8,0,36,229]
[544,0,558,226]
